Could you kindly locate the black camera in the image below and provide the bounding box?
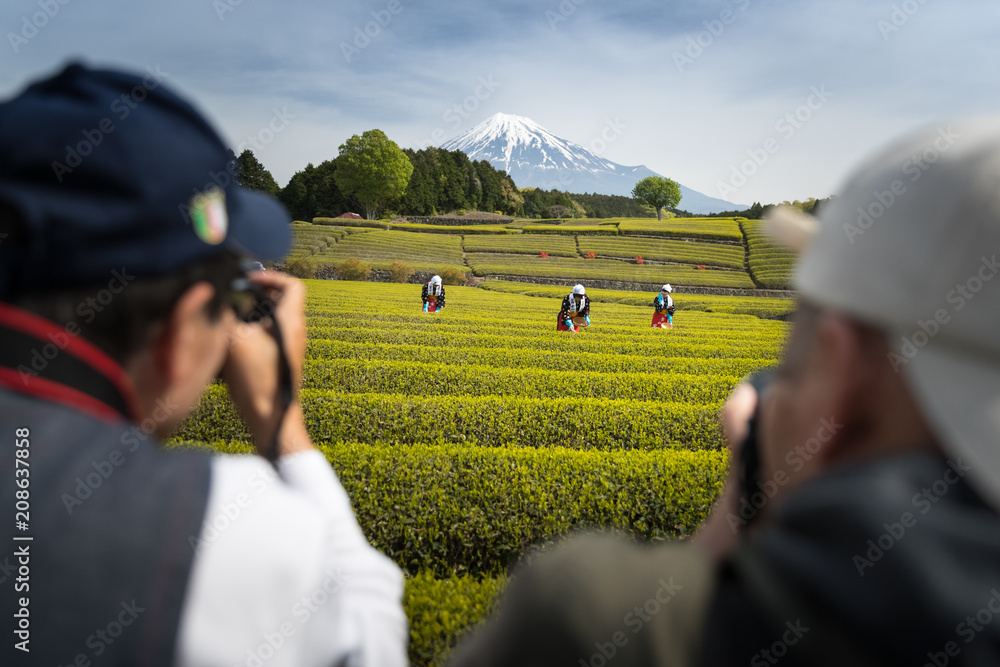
[736,369,776,529]
[230,261,273,323]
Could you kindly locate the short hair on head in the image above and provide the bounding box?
[11,251,243,366]
[779,300,889,380]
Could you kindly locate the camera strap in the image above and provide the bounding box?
[262,315,294,465]
[0,302,141,423]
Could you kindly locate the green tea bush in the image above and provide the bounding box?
[475,280,795,318]
[336,258,372,281]
[307,339,776,379]
[301,358,741,404]
[387,261,415,283]
[578,236,744,269]
[313,217,387,229]
[438,267,468,285]
[740,219,796,290]
[617,217,742,242]
[522,224,617,236]
[314,230,465,274]
[170,439,727,574]
[462,235,579,257]
[390,223,516,235]
[405,572,505,667]
[465,253,755,289]
[177,387,725,451]
[286,256,317,279]
[305,324,784,360]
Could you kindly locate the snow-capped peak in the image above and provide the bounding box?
[441,112,621,176]
[439,112,748,213]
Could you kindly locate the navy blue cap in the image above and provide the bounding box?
[0,62,291,297]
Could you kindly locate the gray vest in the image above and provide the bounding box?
[1,310,211,667]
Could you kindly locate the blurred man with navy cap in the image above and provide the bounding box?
[0,63,406,666]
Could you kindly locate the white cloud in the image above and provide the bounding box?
[2,0,1000,203]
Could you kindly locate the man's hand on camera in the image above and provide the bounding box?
[221,270,312,459]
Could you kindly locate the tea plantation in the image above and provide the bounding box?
[173,279,791,666]
[290,215,796,290]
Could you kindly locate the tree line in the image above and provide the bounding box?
[682,197,833,220]
[233,137,523,220]
[233,130,659,221]
[232,131,827,221]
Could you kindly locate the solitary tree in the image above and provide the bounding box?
[548,204,571,219]
[334,129,414,219]
[631,176,682,221]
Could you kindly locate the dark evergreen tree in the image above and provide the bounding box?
[278,161,349,221]
[282,139,525,220]
[235,149,280,196]
[570,192,657,218]
[399,149,440,215]
[311,160,348,217]
[474,160,504,212]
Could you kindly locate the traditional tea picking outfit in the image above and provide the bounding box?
[652,283,675,328]
[422,275,446,313]
[557,285,590,332]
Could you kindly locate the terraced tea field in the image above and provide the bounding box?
[577,236,745,269]
[462,234,579,256]
[174,280,790,665]
[312,228,467,274]
[288,216,799,294]
[465,253,756,288]
[616,217,743,241]
[741,219,796,289]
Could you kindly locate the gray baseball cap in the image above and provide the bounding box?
[767,117,1000,509]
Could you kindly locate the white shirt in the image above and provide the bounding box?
[174,450,407,667]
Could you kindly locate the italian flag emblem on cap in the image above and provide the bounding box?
[190,187,228,245]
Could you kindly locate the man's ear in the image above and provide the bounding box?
[151,282,217,385]
[812,312,879,463]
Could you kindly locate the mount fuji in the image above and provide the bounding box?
[440,113,746,215]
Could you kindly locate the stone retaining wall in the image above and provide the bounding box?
[276,264,439,285]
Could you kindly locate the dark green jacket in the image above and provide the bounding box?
[449,452,1000,666]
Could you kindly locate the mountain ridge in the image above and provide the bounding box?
[440,113,747,215]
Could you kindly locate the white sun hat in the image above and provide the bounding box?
[765,117,1000,510]
[572,284,586,295]
[661,284,673,293]
[431,275,442,285]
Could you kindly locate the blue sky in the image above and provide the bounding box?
[2,0,999,204]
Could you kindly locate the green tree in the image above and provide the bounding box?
[399,148,441,216]
[499,179,524,216]
[236,149,280,196]
[631,176,682,221]
[549,204,571,219]
[334,130,414,219]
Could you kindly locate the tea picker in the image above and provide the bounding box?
[557,284,591,333]
[422,274,445,313]
[651,284,675,329]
